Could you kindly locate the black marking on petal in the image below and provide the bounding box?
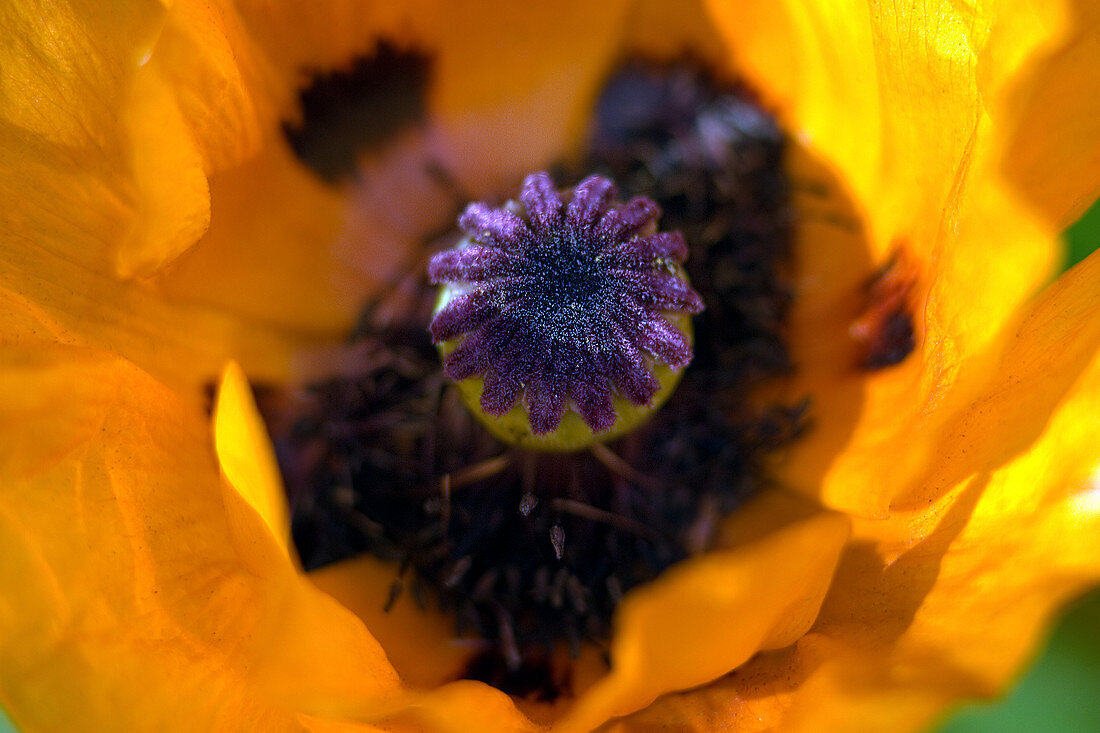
[853,251,918,370]
[429,172,704,434]
[284,40,432,182]
[862,309,916,369]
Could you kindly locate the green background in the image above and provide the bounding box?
[935,589,1100,731]
[0,208,1097,733]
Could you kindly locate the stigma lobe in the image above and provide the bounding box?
[428,172,704,436]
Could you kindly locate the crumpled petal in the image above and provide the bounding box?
[3,0,1100,731]
[0,1,263,281]
[705,0,1084,517]
[556,512,849,733]
[0,1,308,396]
[603,248,1100,733]
[116,0,270,278]
[120,68,212,279]
[0,345,404,731]
[1000,0,1100,227]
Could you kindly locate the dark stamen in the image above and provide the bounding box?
[265,58,803,701]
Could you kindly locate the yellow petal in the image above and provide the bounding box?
[705,0,1066,516]
[0,345,403,731]
[606,249,1100,733]
[1001,0,1100,227]
[214,360,291,557]
[557,512,850,733]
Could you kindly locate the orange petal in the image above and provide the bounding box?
[0,254,308,399]
[143,0,270,174]
[227,0,633,186]
[115,0,272,278]
[154,128,374,336]
[614,0,730,67]
[308,555,473,691]
[1001,0,1100,227]
[777,145,1062,517]
[117,68,211,279]
[557,511,850,733]
[0,2,265,282]
[0,345,403,731]
[606,249,1100,733]
[705,0,1065,515]
[361,681,539,733]
[0,1,165,278]
[707,0,1067,247]
[0,2,312,396]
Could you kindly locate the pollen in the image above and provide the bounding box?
[428,172,704,448]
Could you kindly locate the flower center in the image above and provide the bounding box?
[429,172,704,445]
[521,244,609,330]
[267,57,812,701]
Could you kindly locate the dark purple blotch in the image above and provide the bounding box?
[429,172,704,435]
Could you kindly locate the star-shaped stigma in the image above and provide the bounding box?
[428,171,704,436]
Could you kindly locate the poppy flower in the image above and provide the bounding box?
[2,1,1100,732]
